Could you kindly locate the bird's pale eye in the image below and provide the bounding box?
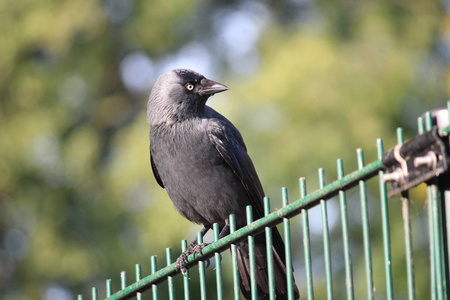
[186,83,195,91]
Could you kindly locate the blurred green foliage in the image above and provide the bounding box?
[0,0,449,298]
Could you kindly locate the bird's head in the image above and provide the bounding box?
[147,69,228,125]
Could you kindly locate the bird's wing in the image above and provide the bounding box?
[207,114,287,263]
[207,117,265,219]
[150,152,164,188]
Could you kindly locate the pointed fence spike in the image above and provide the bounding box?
[120,271,126,290]
[135,264,142,281]
[106,279,113,297]
[447,101,450,124]
[318,168,325,188]
[397,127,404,144]
[418,116,425,134]
[357,148,365,170]
[299,177,307,199]
[91,287,98,300]
[337,159,344,179]
[425,111,433,130]
[264,197,271,216]
[376,139,384,160]
[246,205,253,224]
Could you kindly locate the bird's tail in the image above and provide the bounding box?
[236,229,300,300]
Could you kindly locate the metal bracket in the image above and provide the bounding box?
[382,126,448,197]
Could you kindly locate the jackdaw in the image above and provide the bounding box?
[147,68,299,300]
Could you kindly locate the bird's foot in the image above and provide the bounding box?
[175,252,189,277]
[176,242,210,276]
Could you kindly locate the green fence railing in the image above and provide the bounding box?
[79,103,450,300]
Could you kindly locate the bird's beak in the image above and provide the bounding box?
[199,78,229,96]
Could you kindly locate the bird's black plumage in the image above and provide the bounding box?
[147,69,299,300]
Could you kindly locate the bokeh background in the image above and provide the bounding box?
[1,0,449,299]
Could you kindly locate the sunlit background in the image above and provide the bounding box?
[1,0,449,299]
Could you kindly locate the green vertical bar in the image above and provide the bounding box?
[151,255,158,300]
[300,177,314,300]
[425,112,446,300]
[181,240,190,300]
[77,295,84,300]
[447,100,450,123]
[264,197,276,300]
[446,98,450,268]
[357,148,374,300]
[401,193,415,300]
[377,138,394,300]
[318,169,333,300]
[419,116,436,300]
[229,214,241,300]
[424,111,432,130]
[166,248,175,300]
[135,264,142,280]
[428,111,447,300]
[246,205,258,300]
[337,159,355,300]
[446,104,450,279]
[445,190,450,282]
[445,99,450,253]
[197,232,207,300]
[428,185,438,300]
[429,183,446,300]
[106,279,113,297]
[282,187,295,300]
[92,287,98,300]
[214,223,224,300]
[396,127,405,144]
[417,116,425,134]
[395,129,415,300]
[121,271,126,290]
[136,264,142,300]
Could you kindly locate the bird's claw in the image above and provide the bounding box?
[176,242,211,276]
[176,252,189,276]
[191,242,209,254]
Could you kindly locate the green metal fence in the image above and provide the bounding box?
[79,103,450,300]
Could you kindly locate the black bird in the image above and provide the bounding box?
[147,69,299,300]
